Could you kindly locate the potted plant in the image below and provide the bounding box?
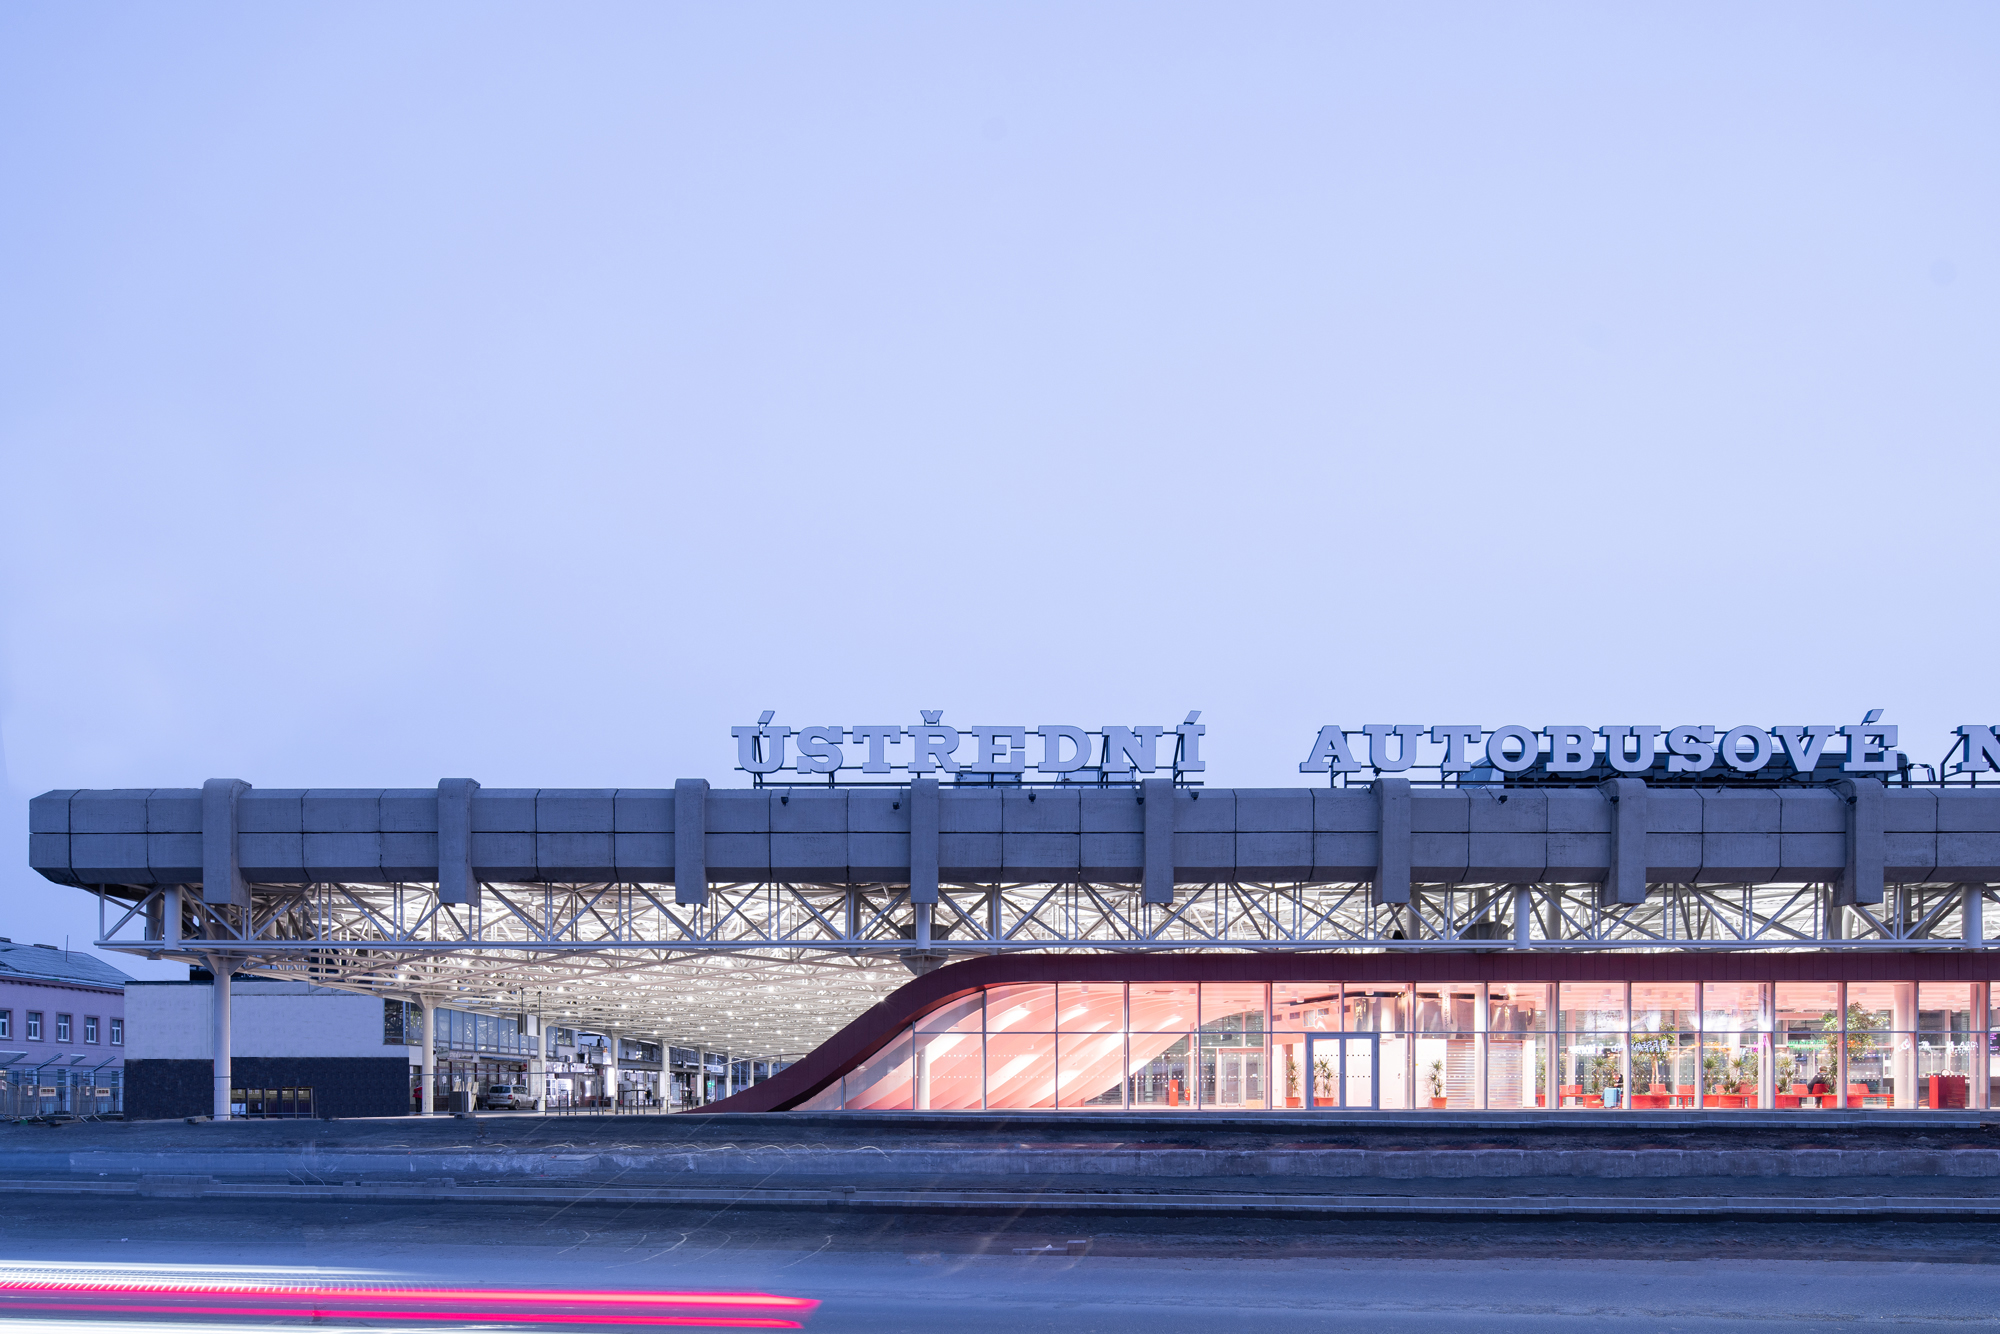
[1285,1051,1301,1108]
[1427,1059,1447,1108]
[1702,1052,1727,1107]
[1776,1052,1799,1091]
[1314,1056,1335,1105]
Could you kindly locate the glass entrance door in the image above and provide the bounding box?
[1210,1046,1264,1107]
[1307,1035,1378,1109]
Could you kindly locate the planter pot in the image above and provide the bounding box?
[1429,1097,1448,1109]
[1285,1096,1300,1108]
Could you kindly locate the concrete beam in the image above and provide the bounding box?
[675,779,709,906]
[909,779,939,905]
[1839,777,1886,906]
[437,778,480,906]
[200,779,250,908]
[1374,778,1411,905]
[1142,778,1174,904]
[1600,777,1648,905]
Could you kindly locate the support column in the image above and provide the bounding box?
[1512,886,1532,948]
[1835,981,1850,1108]
[1893,982,1917,1109]
[163,885,181,949]
[210,958,236,1119]
[527,1015,545,1111]
[1619,982,1632,1111]
[1973,981,1990,1111]
[1837,777,1886,907]
[1759,982,1776,1111]
[605,1033,619,1112]
[1966,885,1985,946]
[1474,982,1489,1110]
[420,998,437,1114]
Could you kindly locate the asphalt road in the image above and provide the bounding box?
[3,1196,1998,1332]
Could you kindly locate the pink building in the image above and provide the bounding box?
[0,938,131,1117]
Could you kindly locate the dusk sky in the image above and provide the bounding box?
[3,4,1995,974]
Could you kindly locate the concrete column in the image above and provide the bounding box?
[1599,777,1648,905]
[1837,777,1886,907]
[1966,885,1985,946]
[420,998,437,1114]
[163,885,181,948]
[210,959,236,1119]
[1694,981,1706,1111]
[604,1033,619,1111]
[1512,887,1532,948]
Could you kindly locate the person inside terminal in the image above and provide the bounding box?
[27,713,2000,1117]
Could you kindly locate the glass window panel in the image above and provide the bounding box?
[1057,982,1124,1032]
[1199,984,1267,1034]
[1376,1034,1410,1108]
[843,1029,916,1111]
[1126,1034,1192,1108]
[1412,1033,1476,1106]
[1631,983,1697,1034]
[1487,983,1548,1034]
[1699,1033,1761,1106]
[1271,983,1341,1031]
[1486,1032,1546,1109]
[1629,1031,1696,1093]
[1414,985,1479,1035]
[796,1077,844,1111]
[985,1031,1055,1108]
[1127,983,1198,1032]
[914,1030,982,1110]
[1057,1030,1128,1107]
[1559,983,1625,1034]
[1272,1034,1310,1107]
[1847,982,1911,1033]
[984,984,1057,1033]
[916,992,983,1036]
[1556,1033,1625,1107]
[1344,987,1406,1033]
[1702,982,1766,1034]
[1919,982,1973,1034]
[1774,983,1840,1090]
[1198,1033,1267,1108]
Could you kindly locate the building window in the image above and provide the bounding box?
[109,1018,124,1046]
[55,1014,71,1043]
[0,1011,9,1039]
[83,1017,99,1044]
[26,1012,42,1041]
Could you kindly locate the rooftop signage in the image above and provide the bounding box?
[1299,716,2000,779]
[732,712,1206,780]
[732,712,2000,784]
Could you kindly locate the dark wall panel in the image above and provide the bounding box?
[124,1056,410,1120]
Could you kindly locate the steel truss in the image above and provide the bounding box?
[95,879,1996,1055]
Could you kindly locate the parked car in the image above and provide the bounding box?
[478,1083,534,1111]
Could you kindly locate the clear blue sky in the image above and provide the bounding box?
[3,4,1995,972]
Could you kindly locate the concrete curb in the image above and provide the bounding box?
[2,1177,1995,1218]
[13,1144,2000,1181]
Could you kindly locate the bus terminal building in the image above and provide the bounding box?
[27,715,2000,1117]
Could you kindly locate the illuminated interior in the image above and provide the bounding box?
[796,978,1986,1111]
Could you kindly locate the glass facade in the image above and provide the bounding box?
[798,977,1995,1111]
